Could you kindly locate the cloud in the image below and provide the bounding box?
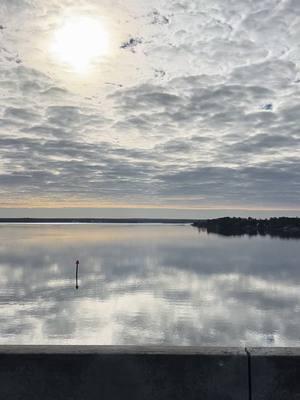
[0,0,299,208]
[150,10,170,25]
[120,37,143,53]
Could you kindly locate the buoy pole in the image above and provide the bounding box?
[76,260,79,289]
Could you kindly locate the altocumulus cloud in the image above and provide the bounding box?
[0,0,299,208]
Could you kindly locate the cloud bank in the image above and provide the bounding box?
[0,0,299,208]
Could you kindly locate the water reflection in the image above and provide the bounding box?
[0,224,299,346]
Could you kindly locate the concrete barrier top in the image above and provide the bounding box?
[1,345,299,356]
[247,347,300,356]
[0,345,247,355]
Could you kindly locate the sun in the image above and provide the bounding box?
[52,16,109,73]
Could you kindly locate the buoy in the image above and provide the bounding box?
[75,260,79,289]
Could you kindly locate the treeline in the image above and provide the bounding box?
[192,217,300,239]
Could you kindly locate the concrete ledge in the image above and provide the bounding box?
[248,347,300,400]
[0,345,245,355]
[0,346,248,400]
[2,346,300,400]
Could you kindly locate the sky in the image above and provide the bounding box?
[0,0,299,216]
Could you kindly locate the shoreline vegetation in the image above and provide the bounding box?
[192,217,300,239]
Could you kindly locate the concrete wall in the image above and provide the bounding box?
[248,347,300,400]
[0,346,299,400]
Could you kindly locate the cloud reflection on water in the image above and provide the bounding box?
[0,224,299,346]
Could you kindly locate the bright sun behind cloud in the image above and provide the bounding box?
[52,16,109,73]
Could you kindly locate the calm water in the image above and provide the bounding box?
[0,224,299,346]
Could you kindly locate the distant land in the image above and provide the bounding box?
[0,218,196,224]
[1,217,300,239]
[192,217,300,239]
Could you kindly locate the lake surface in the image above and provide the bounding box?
[0,224,299,346]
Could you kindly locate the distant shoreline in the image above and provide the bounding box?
[1,217,300,239]
[0,218,197,224]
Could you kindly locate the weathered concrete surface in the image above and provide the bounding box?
[0,346,248,400]
[249,347,300,400]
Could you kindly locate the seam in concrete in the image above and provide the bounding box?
[245,347,252,400]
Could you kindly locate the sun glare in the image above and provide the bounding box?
[52,17,109,73]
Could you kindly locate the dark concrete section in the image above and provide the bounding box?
[0,346,248,400]
[249,347,300,400]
